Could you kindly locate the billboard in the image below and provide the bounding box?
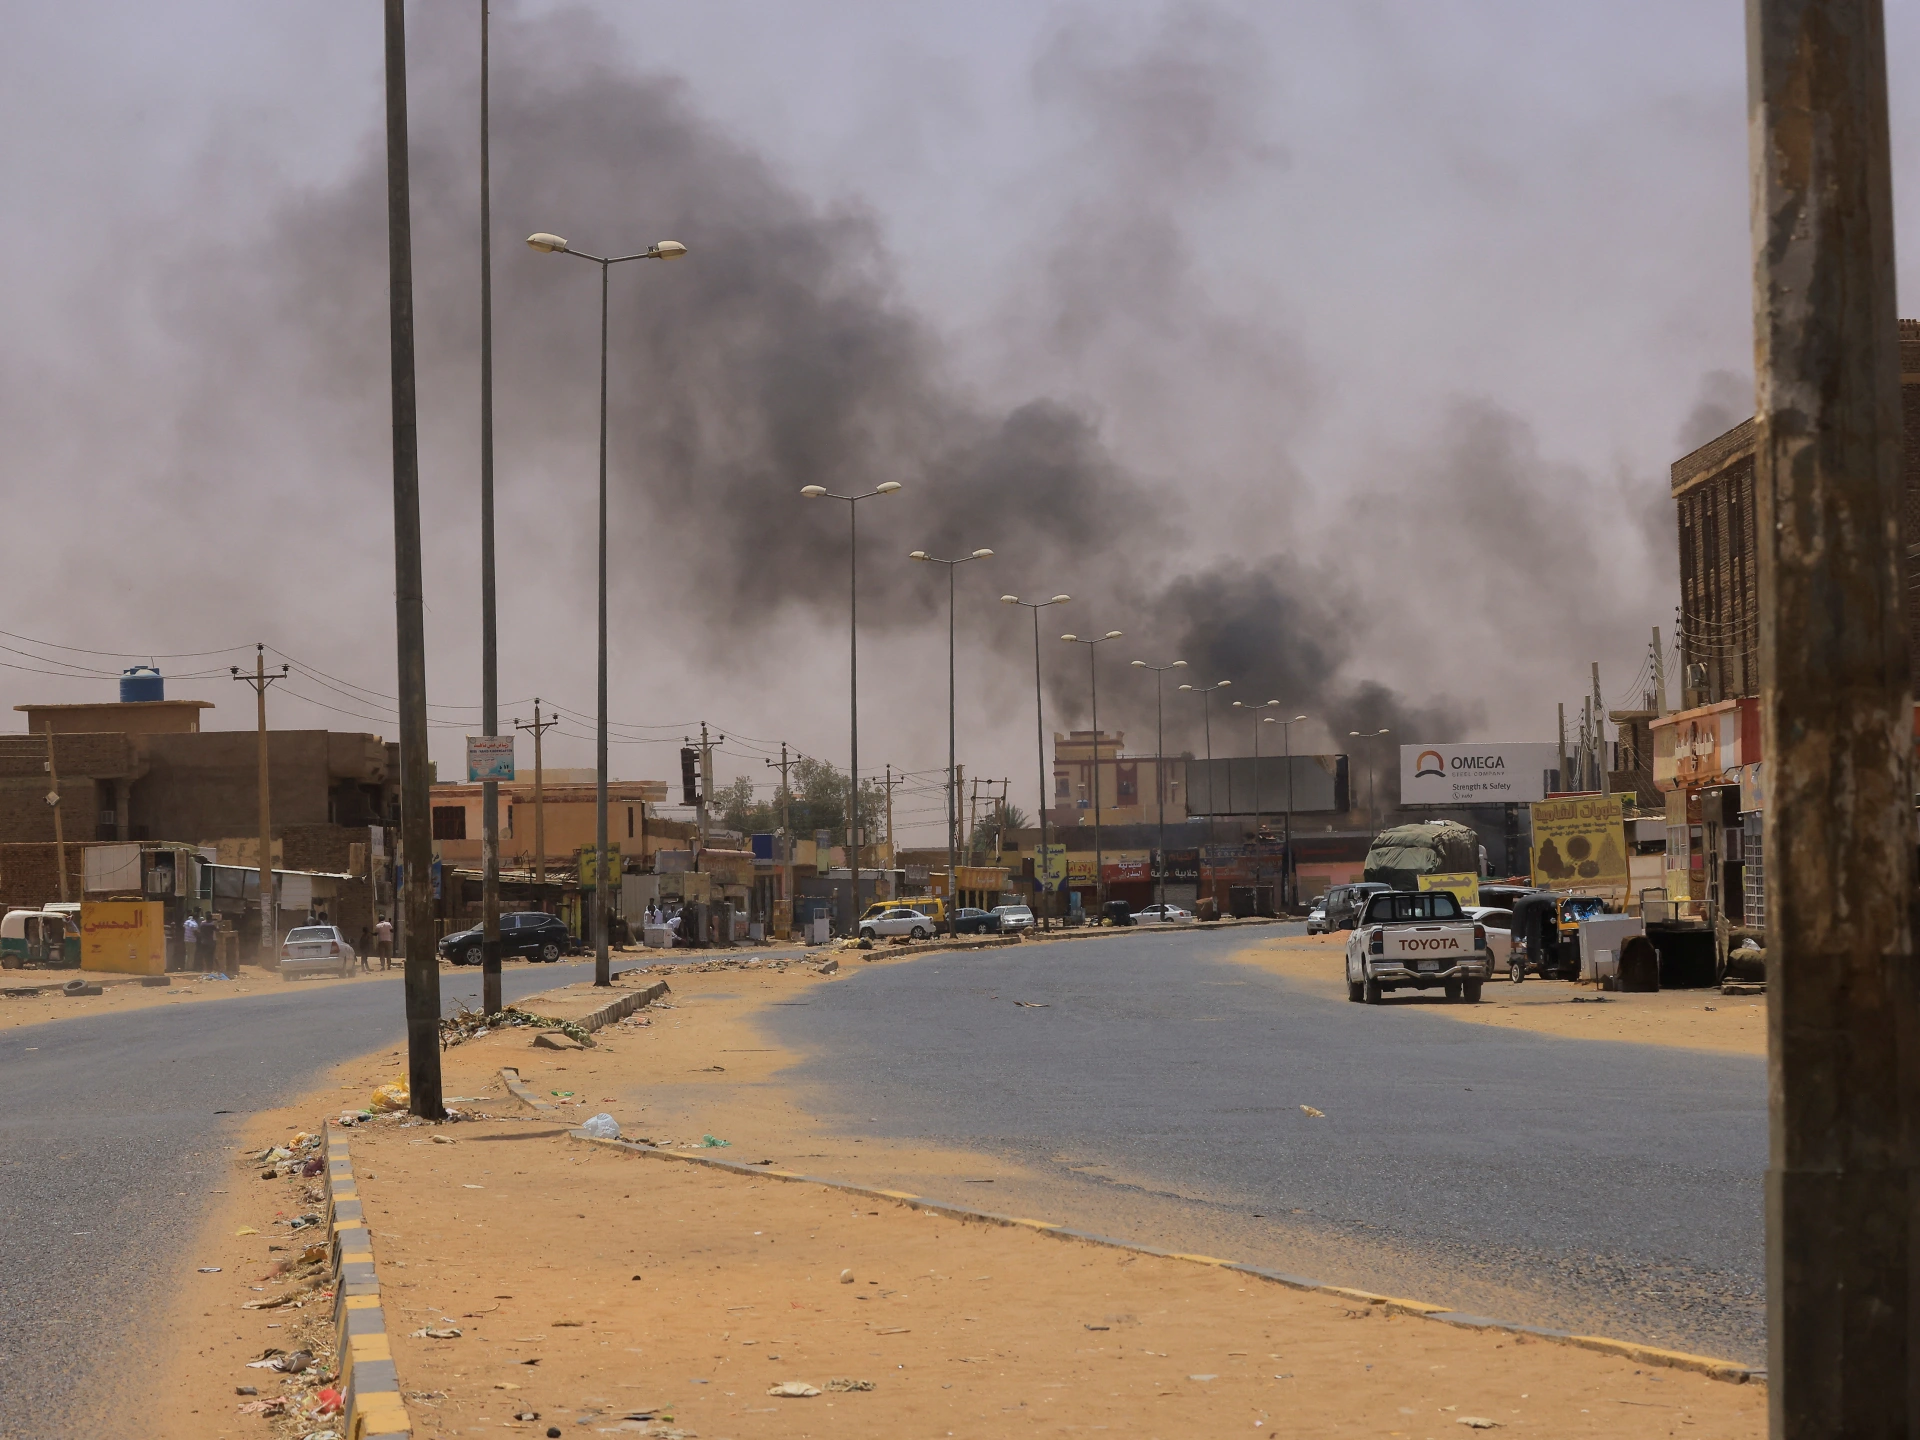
[466,734,516,783]
[1529,795,1629,892]
[1400,742,1558,806]
[1185,754,1348,817]
[1035,844,1067,893]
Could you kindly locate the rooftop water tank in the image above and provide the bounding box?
[120,665,164,703]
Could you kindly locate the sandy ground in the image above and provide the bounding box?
[0,953,628,1033]
[133,956,1766,1438]
[1229,934,1767,1058]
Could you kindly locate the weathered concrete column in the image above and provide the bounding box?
[1748,1,1918,1433]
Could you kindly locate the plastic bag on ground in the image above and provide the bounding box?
[579,1113,620,1140]
[367,1078,409,1113]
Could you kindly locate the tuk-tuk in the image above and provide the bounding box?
[1508,891,1607,980]
[0,909,79,968]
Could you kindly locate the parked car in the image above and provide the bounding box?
[1134,903,1194,924]
[280,925,356,981]
[1324,881,1389,931]
[437,911,573,965]
[1344,889,1489,1004]
[1466,906,1515,974]
[1305,896,1329,934]
[861,897,947,927]
[952,907,1003,935]
[859,907,933,941]
[990,904,1035,931]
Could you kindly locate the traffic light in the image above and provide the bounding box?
[680,747,700,806]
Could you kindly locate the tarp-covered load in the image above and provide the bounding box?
[1362,821,1480,891]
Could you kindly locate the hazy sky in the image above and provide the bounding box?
[3,1,1915,842]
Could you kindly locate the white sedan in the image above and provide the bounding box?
[279,925,356,980]
[859,907,934,941]
[1466,907,1516,974]
[1134,903,1195,924]
[991,904,1035,931]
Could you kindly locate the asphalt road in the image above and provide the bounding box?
[762,925,1769,1364]
[0,961,606,1439]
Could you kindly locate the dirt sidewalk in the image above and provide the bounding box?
[1230,934,1766,1057]
[140,957,1764,1438]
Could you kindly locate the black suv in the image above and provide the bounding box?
[438,911,574,965]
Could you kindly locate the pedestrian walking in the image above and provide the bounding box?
[357,925,372,974]
[375,915,394,970]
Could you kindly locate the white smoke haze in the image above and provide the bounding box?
[14,1,1920,838]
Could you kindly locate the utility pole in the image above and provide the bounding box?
[997,779,1009,863]
[767,743,794,932]
[883,763,899,862]
[43,723,66,904]
[231,645,288,960]
[383,0,444,1120]
[514,702,557,911]
[1556,701,1567,792]
[1590,662,1607,796]
[1750,3,1916,1431]
[696,722,713,850]
[1651,626,1668,717]
[477,0,502,1017]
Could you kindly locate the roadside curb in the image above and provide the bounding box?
[521,977,670,1035]
[565,1130,1761,1388]
[499,1066,557,1112]
[324,1124,412,1439]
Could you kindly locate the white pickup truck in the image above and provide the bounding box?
[1345,889,1489,1005]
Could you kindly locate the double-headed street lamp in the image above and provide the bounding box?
[802,481,904,930]
[1061,629,1124,918]
[1349,728,1391,831]
[1235,701,1307,907]
[1130,659,1187,910]
[526,230,687,986]
[1269,712,1309,907]
[910,546,994,934]
[1001,593,1071,929]
[1178,678,1231,911]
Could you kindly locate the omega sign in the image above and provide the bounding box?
[1399,742,1558,806]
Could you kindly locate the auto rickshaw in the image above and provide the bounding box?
[0,909,80,968]
[1508,891,1608,980]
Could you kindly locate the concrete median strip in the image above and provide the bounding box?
[561,1128,1761,1387]
[324,1124,412,1438]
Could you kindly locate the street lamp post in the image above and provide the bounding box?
[801,481,904,932]
[526,230,687,986]
[1062,629,1124,921]
[1233,698,1282,909]
[1001,594,1071,929]
[1179,678,1232,913]
[1349,728,1391,832]
[1264,713,1309,907]
[1131,659,1187,910]
[911,547,994,935]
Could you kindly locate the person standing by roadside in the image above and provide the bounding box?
[374,914,394,970]
[197,913,217,971]
[182,913,199,972]
[357,925,372,974]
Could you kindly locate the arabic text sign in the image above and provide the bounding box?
[466,734,516,783]
[1529,795,1628,891]
[1417,872,1481,907]
[1401,743,1558,805]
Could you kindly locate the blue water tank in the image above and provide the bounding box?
[120,665,165,703]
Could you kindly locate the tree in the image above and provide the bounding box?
[713,775,773,836]
[968,801,1031,862]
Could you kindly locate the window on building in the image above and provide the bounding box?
[1116,762,1138,804]
[1055,774,1070,799]
[627,805,634,838]
[431,806,467,840]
